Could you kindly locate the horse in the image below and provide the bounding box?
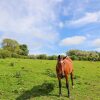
[56,55,74,98]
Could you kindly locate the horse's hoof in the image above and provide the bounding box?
[72,85,74,89]
[59,94,62,97]
[68,95,71,98]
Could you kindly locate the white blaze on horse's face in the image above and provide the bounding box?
[60,60,64,63]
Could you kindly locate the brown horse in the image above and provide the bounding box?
[56,55,74,98]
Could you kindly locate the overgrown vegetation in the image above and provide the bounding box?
[28,54,58,60]
[67,49,100,61]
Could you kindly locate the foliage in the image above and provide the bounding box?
[36,54,48,59]
[67,49,100,61]
[28,55,37,59]
[19,44,29,56]
[0,38,29,58]
[0,38,100,61]
[0,49,11,58]
[48,55,57,60]
[27,55,58,60]
[2,38,20,53]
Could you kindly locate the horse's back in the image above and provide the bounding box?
[64,59,73,74]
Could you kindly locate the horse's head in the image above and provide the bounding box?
[57,55,64,65]
[57,55,65,78]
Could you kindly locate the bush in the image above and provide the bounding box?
[70,55,79,60]
[67,49,100,61]
[28,55,36,59]
[19,55,28,59]
[10,62,15,66]
[36,54,47,59]
[11,53,20,58]
[48,55,57,60]
[0,49,11,58]
[11,53,28,59]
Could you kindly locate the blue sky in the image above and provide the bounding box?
[0,0,100,55]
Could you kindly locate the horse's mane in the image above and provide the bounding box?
[58,55,67,60]
[63,56,67,60]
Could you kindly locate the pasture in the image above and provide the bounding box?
[0,58,100,100]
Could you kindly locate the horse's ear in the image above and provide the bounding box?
[58,55,61,60]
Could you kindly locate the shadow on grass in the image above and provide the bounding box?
[16,82,55,100]
[43,68,56,78]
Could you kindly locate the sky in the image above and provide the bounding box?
[0,0,100,55]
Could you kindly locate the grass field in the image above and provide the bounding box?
[0,58,100,100]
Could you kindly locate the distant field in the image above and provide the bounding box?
[0,58,100,100]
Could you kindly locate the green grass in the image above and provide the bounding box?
[0,58,100,100]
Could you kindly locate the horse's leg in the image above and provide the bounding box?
[65,75,70,98]
[70,71,74,88]
[58,78,62,96]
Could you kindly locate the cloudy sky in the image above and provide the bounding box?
[0,0,100,55]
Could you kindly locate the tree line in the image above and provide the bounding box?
[0,38,58,60]
[67,49,100,61]
[28,54,58,60]
[0,38,100,61]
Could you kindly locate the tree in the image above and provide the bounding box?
[1,39,29,57]
[19,44,29,56]
[36,54,47,59]
[2,38,20,53]
[48,55,57,60]
[67,49,100,61]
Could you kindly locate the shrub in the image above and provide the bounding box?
[11,53,20,58]
[48,55,57,60]
[70,55,79,60]
[36,54,47,59]
[10,62,15,66]
[0,49,11,58]
[28,55,36,59]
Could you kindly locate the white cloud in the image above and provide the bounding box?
[0,0,61,33]
[0,0,62,54]
[60,36,86,46]
[0,0,100,54]
[93,39,100,47]
[62,0,89,17]
[67,11,100,27]
[94,48,100,52]
[59,22,64,28]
